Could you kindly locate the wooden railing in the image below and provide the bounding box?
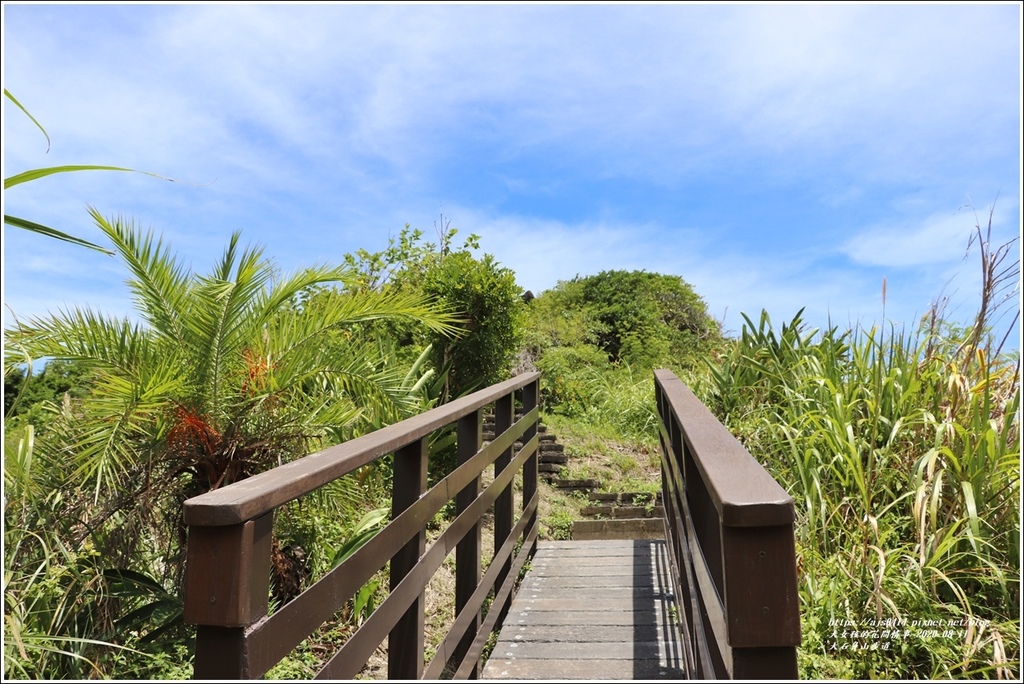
[182,372,541,679]
[655,369,801,679]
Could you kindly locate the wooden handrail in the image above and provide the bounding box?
[183,372,541,679]
[654,369,801,679]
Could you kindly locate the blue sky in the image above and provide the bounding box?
[3,3,1021,345]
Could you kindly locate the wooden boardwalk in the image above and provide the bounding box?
[481,539,685,680]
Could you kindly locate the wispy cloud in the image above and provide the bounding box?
[843,198,1020,268]
[3,4,1019,343]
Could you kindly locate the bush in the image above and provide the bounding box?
[344,223,526,402]
[420,250,524,399]
[536,344,611,418]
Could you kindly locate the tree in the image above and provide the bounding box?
[576,270,719,365]
[343,222,526,401]
[528,270,720,370]
[4,210,459,560]
[4,359,93,419]
[419,250,524,400]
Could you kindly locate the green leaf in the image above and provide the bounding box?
[5,164,177,190]
[331,507,389,568]
[4,214,114,254]
[4,89,50,152]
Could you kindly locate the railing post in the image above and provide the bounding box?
[722,524,801,678]
[454,408,483,677]
[389,436,429,679]
[185,512,273,679]
[492,391,515,625]
[521,378,539,556]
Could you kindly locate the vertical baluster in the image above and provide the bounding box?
[454,408,483,677]
[389,437,429,679]
[521,378,539,556]
[492,391,515,624]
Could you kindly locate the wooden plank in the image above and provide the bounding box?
[525,574,666,589]
[532,540,656,554]
[504,610,670,628]
[531,557,657,570]
[513,585,669,601]
[493,623,676,642]
[482,540,684,680]
[504,597,665,612]
[482,658,685,680]
[489,641,672,660]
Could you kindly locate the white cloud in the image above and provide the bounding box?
[3,3,1018,346]
[843,198,1019,268]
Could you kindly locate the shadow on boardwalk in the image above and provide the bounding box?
[482,539,685,680]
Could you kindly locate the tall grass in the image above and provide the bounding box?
[706,287,1019,678]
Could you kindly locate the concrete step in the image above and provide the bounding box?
[545,478,600,493]
[579,505,665,519]
[571,518,665,541]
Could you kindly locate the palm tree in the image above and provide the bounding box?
[5,208,459,528]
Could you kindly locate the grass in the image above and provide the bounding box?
[704,306,1020,679]
[533,413,662,539]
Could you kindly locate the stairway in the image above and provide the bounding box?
[483,412,664,541]
[573,492,665,541]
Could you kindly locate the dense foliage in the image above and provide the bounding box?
[703,222,1020,678]
[4,359,92,421]
[523,269,722,437]
[343,222,526,401]
[708,307,1019,679]
[3,213,459,678]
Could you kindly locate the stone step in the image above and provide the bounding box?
[483,424,548,441]
[546,478,601,493]
[587,491,662,504]
[571,518,665,541]
[579,505,665,519]
[539,463,563,474]
[538,453,568,465]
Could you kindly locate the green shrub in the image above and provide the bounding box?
[420,250,524,399]
[536,344,611,418]
[343,223,526,401]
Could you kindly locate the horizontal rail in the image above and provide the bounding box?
[183,372,541,679]
[184,372,541,526]
[655,369,800,679]
[655,369,793,528]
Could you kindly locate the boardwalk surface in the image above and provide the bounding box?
[481,539,685,680]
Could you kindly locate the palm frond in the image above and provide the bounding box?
[91,210,190,341]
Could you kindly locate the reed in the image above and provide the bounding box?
[706,269,1019,677]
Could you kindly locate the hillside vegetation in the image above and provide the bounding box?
[522,233,1019,679]
[5,211,1018,679]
